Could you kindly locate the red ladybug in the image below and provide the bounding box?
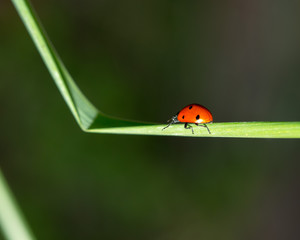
[162,103,213,134]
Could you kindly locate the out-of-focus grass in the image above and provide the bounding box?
[0,169,36,240]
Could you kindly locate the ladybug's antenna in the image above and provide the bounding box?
[162,115,178,131]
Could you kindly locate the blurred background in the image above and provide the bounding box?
[1,0,300,239]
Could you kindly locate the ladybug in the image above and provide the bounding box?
[162,103,213,134]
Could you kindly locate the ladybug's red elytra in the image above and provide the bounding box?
[162,103,213,134]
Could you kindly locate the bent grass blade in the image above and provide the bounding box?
[3,1,299,240]
[11,0,300,139]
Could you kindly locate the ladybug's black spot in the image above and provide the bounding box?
[189,106,193,110]
[182,115,185,119]
[196,115,200,120]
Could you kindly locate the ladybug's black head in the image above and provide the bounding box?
[162,113,179,132]
[167,114,179,124]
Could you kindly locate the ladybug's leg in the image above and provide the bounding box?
[195,123,211,134]
[184,123,194,134]
[203,124,211,134]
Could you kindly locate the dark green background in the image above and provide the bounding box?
[1,0,300,239]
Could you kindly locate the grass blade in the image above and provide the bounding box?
[11,0,300,139]
[89,121,300,138]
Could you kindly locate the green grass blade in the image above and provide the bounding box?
[11,0,98,130]
[11,0,300,139]
[0,170,36,240]
[89,121,300,138]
